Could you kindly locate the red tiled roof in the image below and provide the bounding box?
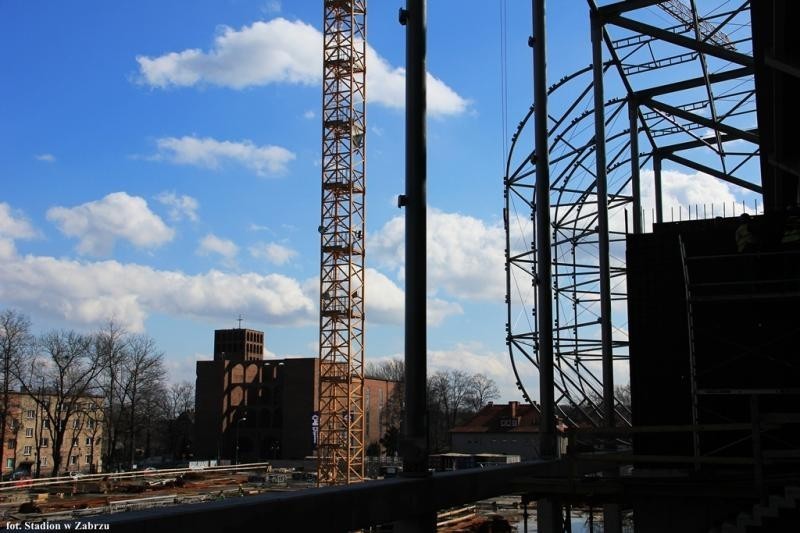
[450,402,541,434]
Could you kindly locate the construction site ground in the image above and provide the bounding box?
[0,464,530,531]
[0,463,314,524]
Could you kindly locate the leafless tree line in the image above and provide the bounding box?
[0,309,194,477]
[366,358,500,453]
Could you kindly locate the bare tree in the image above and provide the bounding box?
[365,358,405,382]
[13,329,104,476]
[0,309,32,473]
[466,374,500,412]
[121,334,165,467]
[163,381,195,420]
[156,381,195,460]
[94,320,128,470]
[430,369,473,428]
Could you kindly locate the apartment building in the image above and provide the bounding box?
[1,391,103,478]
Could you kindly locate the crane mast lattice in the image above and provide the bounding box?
[317,0,367,486]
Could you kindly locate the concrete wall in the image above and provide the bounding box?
[450,433,539,461]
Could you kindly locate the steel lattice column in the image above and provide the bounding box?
[317,0,367,486]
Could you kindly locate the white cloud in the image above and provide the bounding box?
[163,352,209,385]
[137,19,320,88]
[0,203,38,240]
[370,209,505,301]
[430,342,510,383]
[641,167,744,213]
[35,153,56,163]
[248,223,272,233]
[47,192,174,256]
[156,191,199,222]
[365,268,462,326]
[249,242,297,265]
[303,268,463,326]
[262,1,281,14]
[197,234,239,259]
[303,109,315,120]
[136,18,468,117]
[0,250,316,332]
[154,136,295,177]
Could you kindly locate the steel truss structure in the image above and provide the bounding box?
[317,0,367,485]
[505,0,758,431]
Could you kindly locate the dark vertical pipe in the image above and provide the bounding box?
[532,0,555,460]
[629,98,642,234]
[591,11,614,430]
[654,155,663,223]
[403,0,427,477]
[397,0,434,531]
[533,1,563,528]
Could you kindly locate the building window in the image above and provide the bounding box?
[72,419,80,429]
[43,419,50,429]
[25,410,35,419]
[70,456,78,466]
[87,420,95,430]
[85,437,93,446]
[71,437,78,447]
[23,446,32,456]
[42,457,48,466]
[41,438,49,448]
[6,458,14,468]
[85,454,92,464]
[25,428,34,438]
[7,439,16,449]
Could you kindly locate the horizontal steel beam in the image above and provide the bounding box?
[661,152,762,193]
[656,128,757,154]
[633,66,752,100]
[644,97,759,144]
[82,460,576,532]
[597,0,666,17]
[607,14,753,66]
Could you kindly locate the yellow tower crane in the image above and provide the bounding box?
[317,0,367,486]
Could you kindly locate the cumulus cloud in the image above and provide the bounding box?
[0,203,38,240]
[154,136,295,177]
[249,242,297,265]
[370,209,505,301]
[136,18,468,117]
[0,250,316,332]
[156,191,199,222]
[365,268,462,326]
[641,167,746,214]
[47,192,174,256]
[197,234,239,259]
[35,153,56,163]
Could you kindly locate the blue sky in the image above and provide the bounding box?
[0,1,758,400]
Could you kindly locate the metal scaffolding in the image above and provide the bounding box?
[317,0,367,486]
[504,0,758,431]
